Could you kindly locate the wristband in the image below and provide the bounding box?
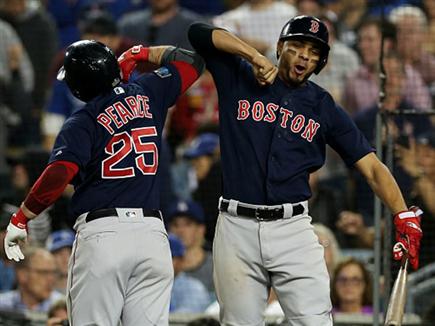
[10,209,28,229]
[131,45,149,62]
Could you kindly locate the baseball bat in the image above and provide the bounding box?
[384,254,409,326]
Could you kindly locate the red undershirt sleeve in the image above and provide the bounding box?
[171,60,200,93]
[24,160,79,215]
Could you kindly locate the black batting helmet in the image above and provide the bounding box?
[57,40,121,102]
[278,15,330,74]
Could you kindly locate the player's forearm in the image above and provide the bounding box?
[211,29,262,62]
[365,161,407,214]
[355,153,407,214]
[22,161,79,217]
[148,46,171,66]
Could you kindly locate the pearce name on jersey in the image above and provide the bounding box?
[97,88,153,134]
[237,99,320,143]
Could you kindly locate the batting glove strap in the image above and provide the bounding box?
[10,210,28,230]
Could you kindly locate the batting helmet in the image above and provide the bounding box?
[278,15,330,74]
[57,40,121,102]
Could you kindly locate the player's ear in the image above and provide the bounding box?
[276,41,283,60]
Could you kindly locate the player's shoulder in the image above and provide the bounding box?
[304,80,332,102]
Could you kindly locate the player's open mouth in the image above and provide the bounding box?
[294,64,306,75]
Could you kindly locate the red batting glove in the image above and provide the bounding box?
[393,206,423,270]
[117,45,150,82]
[4,209,29,262]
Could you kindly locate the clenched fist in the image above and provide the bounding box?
[251,53,278,86]
[393,206,423,270]
[118,45,150,82]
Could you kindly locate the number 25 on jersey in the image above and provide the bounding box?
[102,126,158,178]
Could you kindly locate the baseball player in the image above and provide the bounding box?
[3,40,204,325]
[188,16,423,326]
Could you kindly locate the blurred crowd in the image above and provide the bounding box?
[0,0,434,324]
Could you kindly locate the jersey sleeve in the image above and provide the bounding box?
[48,109,95,171]
[134,63,182,111]
[323,94,374,166]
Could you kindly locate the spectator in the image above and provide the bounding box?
[336,0,367,48]
[389,5,435,86]
[331,257,373,314]
[184,132,221,242]
[344,17,431,116]
[0,18,33,151]
[43,11,137,150]
[396,130,435,267]
[295,0,323,17]
[422,0,435,55]
[167,199,214,297]
[0,205,16,292]
[0,0,58,144]
[310,14,359,106]
[313,223,342,276]
[308,171,344,235]
[3,147,52,245]
[166,73,219,150]
[353,53,432,222]
[118,0,201,50]
[168,233,210,313]
[212,0,297,61]
[0,246,64,313]
[335,210,375,249]
[45,229,75,294]
[46,298,68,326]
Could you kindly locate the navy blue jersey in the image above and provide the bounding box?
[199,51,373,204]
[49,65,181,217]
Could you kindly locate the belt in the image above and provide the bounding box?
[85,208,162,223]
[219,200,304,221]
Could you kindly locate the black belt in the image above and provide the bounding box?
[86,208,162,223]
[219,200,304,221]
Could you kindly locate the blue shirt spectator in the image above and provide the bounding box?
[0,247,64,313]
[0,260,15,292]
[0,289,64,313]
[170,272,211,313]
[169,233,210,313]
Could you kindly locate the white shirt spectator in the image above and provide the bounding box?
[212,1,297,61]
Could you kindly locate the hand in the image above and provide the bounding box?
[336,211,365,235]
[395,138,424,179]
[117,45,150,82]
[4,211,28,262]
[393,206,423,269]
[251,53,278,86]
